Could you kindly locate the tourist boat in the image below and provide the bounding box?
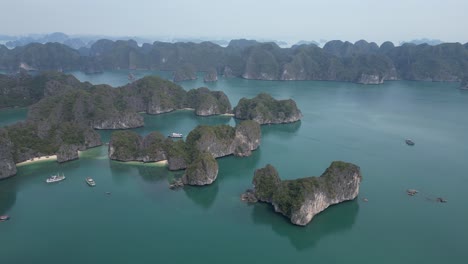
[0,215,10,222]
[168,132,183,138]
[405,139,415,146]
[46,173,65,183]
[85,177,96,187]
[128,73,136,81]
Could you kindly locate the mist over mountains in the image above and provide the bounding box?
[0,33,467,85]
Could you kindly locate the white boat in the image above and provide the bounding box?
[168,132,183,138]
[85,177,96,187]
[46,173,65,183]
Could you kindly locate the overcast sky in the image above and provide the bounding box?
[1,0,467,44]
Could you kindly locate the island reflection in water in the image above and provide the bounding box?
[183,182,219,209]
[251,200,359,251]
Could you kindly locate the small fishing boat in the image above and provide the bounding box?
[168,132,183,138]
[85,177,96,187]
[405,139,415,146]
[0,215,10,222]
[46,173,65,183]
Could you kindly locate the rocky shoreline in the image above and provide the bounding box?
[108,120,261,186]
[242,162,362,226]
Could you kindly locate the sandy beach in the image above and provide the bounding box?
[118,159,168,167]
[16,155,57,166]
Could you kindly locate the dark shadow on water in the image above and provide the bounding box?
[260,121,302,138]
[251,199,359,251]
[0,178,17,215]
[216,149,261,182]
[109,160,169,183]
[183,182,219,209]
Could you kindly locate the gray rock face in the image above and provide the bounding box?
[108,131,166,162]
[93,112,144,129]
[57,144,79,163]
[83,128,102,148]
[173,64,197,82]
[251,161,362,226]
[232,120,261,157]
[146,102,176,115]
[182,152,218,185]
[188,121,261,159]
[461,77,468,89]
[167,156,187,171]
[234,93,302,125]
[187,87,232,116]
[357,74,384,84]
[141,132,167,162]
[0,129,16,179]
[223,66,234,78]
[203,68,218,82]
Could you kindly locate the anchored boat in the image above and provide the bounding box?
[46,173,65,183]
[0,215,10,222]
[405,139,415,146]
[86,177,96,187]
[168,132,183,138]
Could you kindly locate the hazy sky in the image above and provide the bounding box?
[1,0,467,44]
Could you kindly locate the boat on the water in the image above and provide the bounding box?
[405,139,415,146]
[46,173,65,183]
[168,132,183,138]
[86,177,96,187]
[0,215,9,222]
[128,73,136,81]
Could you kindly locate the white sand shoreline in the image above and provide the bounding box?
[16,155,57,166]
[116,159,168,167]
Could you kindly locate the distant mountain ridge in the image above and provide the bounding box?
[0,38,467,84]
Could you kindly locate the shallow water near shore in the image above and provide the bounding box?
[1,71,468,264]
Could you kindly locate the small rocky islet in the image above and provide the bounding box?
[242,162,362,226]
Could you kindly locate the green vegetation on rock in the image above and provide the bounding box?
[109,131,142,161]
[183,151,219,185]
[252,164,281,202]
[252,161,362,221]
[234,93,302,124]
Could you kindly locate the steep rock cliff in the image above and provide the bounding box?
[461,77,468,89]
[108,131,166,162]
[186,121,261,159]
[357,74,384,84]
[0,129,16,179]
[234,93,302,124]
[57,144,79,163]
[93,112,144,129]
[173,63,197,82]
[182,152,218,185]
[249,161,362,226]
[203,68,218,82]
[185,87,232,116]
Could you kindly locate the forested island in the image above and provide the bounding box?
[109,121,261,185]
[242,162,362,226]
[0,72,302,179]
[1,39,468,85]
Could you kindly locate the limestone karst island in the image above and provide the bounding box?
[1,1,467,263]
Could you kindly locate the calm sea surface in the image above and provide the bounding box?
[1,71,467,264]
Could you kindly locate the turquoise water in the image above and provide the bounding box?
[0,107,28,127]
[1,72,468,263]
